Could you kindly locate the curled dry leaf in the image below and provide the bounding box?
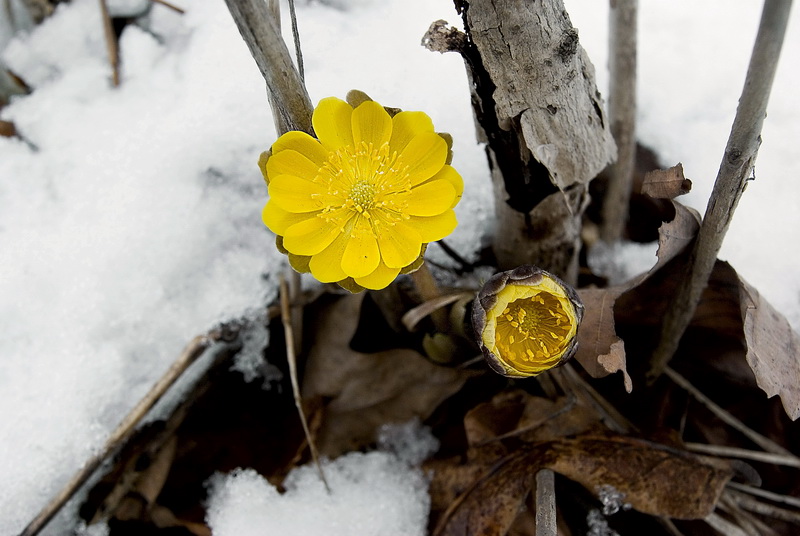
[432,432,732,535]
[302,293,474,457]
[640,163,692,199]
[574,200,701,390]
[739,277,800,420]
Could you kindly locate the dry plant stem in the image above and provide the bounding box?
[410,264,449,332]
[287,0,305,81]
[727,481,800,510]
[718,494,770,536]
[279,275,330,493]
[600,0,637,243]
[224,0,313,135]
[728,489,800,525]
[535,469,557,536]
[17,331,227,536]
[150,0,185,14]
[99,0,119,87]
[648,0,793,380]
[685,442,800,468]
[558,364,635,434]
[664,367,792,456]
[704,512,750,536]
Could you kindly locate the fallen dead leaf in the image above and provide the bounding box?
[641,163,692,199]
[303,293,474,457]
[739,277,800,420]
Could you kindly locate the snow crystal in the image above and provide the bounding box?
[206,452,431,536]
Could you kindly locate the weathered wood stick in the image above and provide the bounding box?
[224,0,313,135]
[600,0,638,243]
[648,0,793,380]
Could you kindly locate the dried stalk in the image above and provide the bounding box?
[17,328,235,536]
[685,442,800,468]
[649,0,793,379]
[535,469,557,536]
[600,0,637,243]
[150,0,185,14]
[279,275,330,492]
[99,0,119,86]
[727,481,800,510]
[665,367,792,456]
[224,0,313,135]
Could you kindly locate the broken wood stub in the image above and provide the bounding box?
[451,0,616,282]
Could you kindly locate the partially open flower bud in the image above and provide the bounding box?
[472,265,584,377]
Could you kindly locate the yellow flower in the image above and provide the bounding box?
[260,94,463,291]
[472,266,583,377]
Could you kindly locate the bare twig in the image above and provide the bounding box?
[685,442,800,468]
[287,0,305,82]
[721,492,782,536]
[665,367,792,456]
[150,0,185,14]
[18,328,234,536]
[704,511,749,536]
[401,291,473,332]
[98,0,119,86]
[535,469,557,536]
[224,0,313,135]
[727,488,800,525]
[600,0,638,243]
[279,274,330,492]
[648,0,793,380]
[727,481,800,510]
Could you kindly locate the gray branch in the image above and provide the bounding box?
[224,0,313,136]
[600,0,638,243]
[649,0,793,380]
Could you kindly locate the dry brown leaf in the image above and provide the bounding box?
[432,449,539,536]
[302,293,473,457]
[739,277,800,420]
[574,287,631,392]
[547,434,732,519]
[575,200,700,389]
[641,163,692,199]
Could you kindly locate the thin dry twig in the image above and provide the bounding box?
[401,291,473,331]
[558,364,636,434]
[720,491,781,536]
[665,367,792,456]
[685,442,800,468]
[150,0,185,14]
[287,0,304,82]
[279,274,330,493]
[727,488,800,525]
[600,0,638,243]
[98,0,119,86]
[727,481,800,510]
[18,328,235,536]
[704,511,750,536]
[535,469,557,536]
[649,0,793,380]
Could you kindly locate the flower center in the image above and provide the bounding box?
[495,292,573,363]
[316,141,412,229]
[348,179,376,213]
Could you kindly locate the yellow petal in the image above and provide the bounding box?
[377,222,423,268]
[308,230,349,283]
[400,132,447,186]
[425,165,463,207]
[262,200,317,235]
[266,149,322,182]
[341,218,380,278]
[272,131,328,166]
[268,174,326,213]
[389,111,434,155]
[313,97,354,151]
[406,210,457,242]
[355,261,401,290]
[351,100,392,148]
[406,180,456,216]
[283,215,341,255]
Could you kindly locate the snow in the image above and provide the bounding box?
[206,421,438,536]
[0,0,798,534]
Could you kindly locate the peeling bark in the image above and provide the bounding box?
[453,0,616,281]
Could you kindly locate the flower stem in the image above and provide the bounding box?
[410,263,450,333]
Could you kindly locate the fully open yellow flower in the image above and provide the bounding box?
[472,266,583,377]
[260,95,462,291]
